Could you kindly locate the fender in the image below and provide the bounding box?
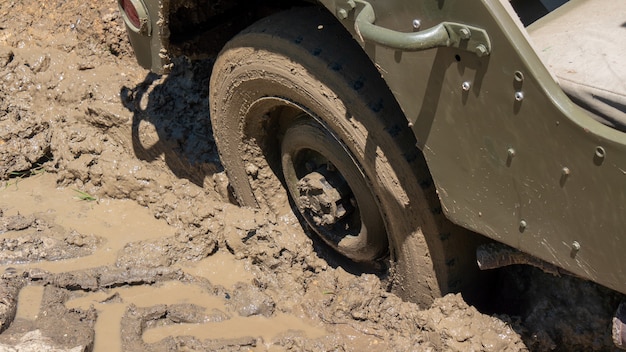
[319,0,626,295]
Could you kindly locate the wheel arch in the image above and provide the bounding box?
[209,6,488,306]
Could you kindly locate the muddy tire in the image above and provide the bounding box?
[210,7,480,306]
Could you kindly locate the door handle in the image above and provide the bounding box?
[353,0,492,56]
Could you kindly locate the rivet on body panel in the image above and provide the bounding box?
[514,91,524,102]
[506,148,516,166]
[412,19,421,30]
[462,81,471,91]
[571,241,581,258]
[519,220,527,233]
[560,167,570,187]
[594,146,606,166]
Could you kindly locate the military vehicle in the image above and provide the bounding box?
[118,0,626,345]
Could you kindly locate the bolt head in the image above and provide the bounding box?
[475,44,488,57]
[459,27,471,40]
[338,8,348,19]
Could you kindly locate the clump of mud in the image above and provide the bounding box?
[0,212,101,264]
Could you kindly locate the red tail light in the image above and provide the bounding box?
[121,0,141,28]
[118,0,151,35]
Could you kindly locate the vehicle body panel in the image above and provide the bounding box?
[319,0,626,293]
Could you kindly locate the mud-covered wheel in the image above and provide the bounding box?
[280,117,387,262]
[210,7,480,306]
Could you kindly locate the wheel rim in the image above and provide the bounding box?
[281,117,387,262]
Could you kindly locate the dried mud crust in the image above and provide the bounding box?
[0,1,623,351]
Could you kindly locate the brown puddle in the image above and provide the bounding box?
[0,173,174,272]
[14,285,45,321]
[178,250,255,288]
[1,174,327,350]
[66,281,326,351]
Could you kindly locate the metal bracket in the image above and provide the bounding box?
[351,0,492,56]
[443,23,492,57]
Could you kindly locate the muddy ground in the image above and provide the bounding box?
[0,1,623,351]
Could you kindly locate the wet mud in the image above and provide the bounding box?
[0,1,624,351]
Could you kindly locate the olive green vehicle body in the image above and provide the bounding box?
[122,0,626,295]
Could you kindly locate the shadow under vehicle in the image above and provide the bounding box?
[118,0,626,347]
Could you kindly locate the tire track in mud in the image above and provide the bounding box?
[0,175,326,351]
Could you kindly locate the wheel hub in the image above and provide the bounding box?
[280,117,388,262]
[296,167,353,228]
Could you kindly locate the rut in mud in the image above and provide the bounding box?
[0,1,624,351]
